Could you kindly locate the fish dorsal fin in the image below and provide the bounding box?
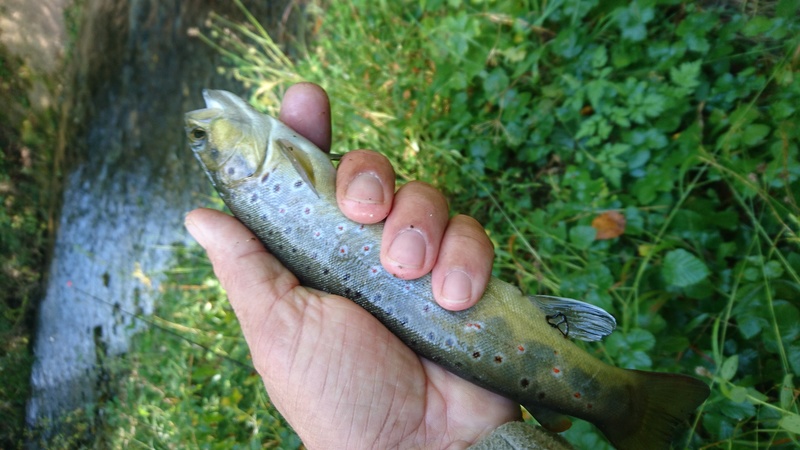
[529,295,616,342]
[276,138,319,198]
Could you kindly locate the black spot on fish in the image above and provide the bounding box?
[422,304,430,313]
[472,351,481,359]
[352,291,362,300]
[494,355,504,364]
[445,338,454,347]
[427,332,435,341]
[538,392,546,400]
[251,193,258,202]
[291,247,297,253]
[273,184,281,192]
[294,180,303,188]
[260,214,267,220]
[386,306,394,316]
[373,293,382,302]
[227,167,235,175]
[342,273,350,281]
[399,317,408,325]
[261,172,270,183]
[323,268,329,275]
[304,265,311,272]
[520,378,530,389]
[344,288,351,296]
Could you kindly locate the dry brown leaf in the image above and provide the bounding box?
[591,211,626,240]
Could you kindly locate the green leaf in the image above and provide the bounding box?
[779,413,800,434]
[742,124,771,146]
[719,355,738,381]
[670,60,702,90]
[662,249,710,287]
[780,374,795,410]
[569,225,597,250]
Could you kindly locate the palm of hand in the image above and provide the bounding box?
[249,282,520,449]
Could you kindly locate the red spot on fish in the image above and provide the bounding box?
[66,280,73,288]
[371,267,378,273]
[517,345,525,353]
[363,246,370,251]
[359,224,365,230]
[466,323,482,330]
[340,247,346,254]
[279,208,286,214]
[552,367,561,374]
[304,207,311,215]
[337,226,344,231]
[573,392,581,399]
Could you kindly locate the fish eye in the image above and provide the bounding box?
[190,128,207,141]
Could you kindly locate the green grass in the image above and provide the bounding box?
[104,0,800,448]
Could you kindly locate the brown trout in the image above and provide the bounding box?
[185,89,710,450]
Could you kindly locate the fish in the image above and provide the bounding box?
[185,89,710,450]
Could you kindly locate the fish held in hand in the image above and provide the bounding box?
[185,89,710,450]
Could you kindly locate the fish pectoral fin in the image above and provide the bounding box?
[529,295,616,342]
[525,404,572,433]
[276,138,319,198]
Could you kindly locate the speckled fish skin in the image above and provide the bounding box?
[185,90,710,450]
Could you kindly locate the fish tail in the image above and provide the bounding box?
[597,370,709,450]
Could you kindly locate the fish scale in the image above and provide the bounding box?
[186,89,710,450]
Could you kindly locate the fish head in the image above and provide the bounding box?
[185,89,271,188]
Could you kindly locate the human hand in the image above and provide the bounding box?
[185,83,519,449]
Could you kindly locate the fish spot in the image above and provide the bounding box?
[278,205,287,214]
[314,230,322,238]
[427,332,435,341]
[538,392,546,400]
[551,367,563,378]
[290,247,297,253]
[520,378,530,389]
[422,304,430,313]
[553,350,559,355]
[368,266,381,276]
[445,337,454,347]
[373,293,382,302]
[344,288,351,296]
[261,172,270,183]
[472,351,481,359]
[573,392,582,399]
[385,306,394,316]
[260,214,267,221]
[342,273,350,281]
[323,268,330,275]
[399,317,409,325]
[493,355,504,364]
[587,403,593,410]
[294,180,303,188]
[250,193,258,202]
[338,245,349,256]
[273,184,281,192]
[227,167,235,175]
[517,345,526,353]
[303,205,313,216]
[352,291,363,300]
[335,224,346,234]
[464,322,483,332]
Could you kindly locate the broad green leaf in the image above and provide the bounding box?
[742,124,771,146]
[719,354,738,381]
[569,225,596,250]
[670,60,702,90]
[662,248,710,287]
[779,413,800,434]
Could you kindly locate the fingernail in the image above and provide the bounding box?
[387,229,425,269]
[442,270,472,304]
[346,173,384,204]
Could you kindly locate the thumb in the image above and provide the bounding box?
[184,208,299,351]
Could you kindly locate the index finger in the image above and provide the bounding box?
[278,82,332,152]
